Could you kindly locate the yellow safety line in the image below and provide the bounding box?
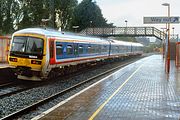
[88,64,143,120]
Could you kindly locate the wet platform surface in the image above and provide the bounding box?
[0,63,9,68]
[33,55,180,120]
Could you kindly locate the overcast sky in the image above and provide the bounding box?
[78,0,180,35]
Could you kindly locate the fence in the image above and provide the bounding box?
[0,36,11,63]
[80,27,166,40]
[176,42,180,67]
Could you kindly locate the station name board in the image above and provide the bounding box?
[144,17,180,24]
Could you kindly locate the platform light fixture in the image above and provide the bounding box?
[162,3,170,6]
[125,20,128,27]
[90,21,93,28]
[172,27,175,39]
[72,26,79,33]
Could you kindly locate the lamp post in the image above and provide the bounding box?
[41,19,50,28]
[72,26,79,33]
[162,3,170,73]
[161,27,167,58]
[90,21,93,28]
[125,20,128,27]
[125,20,128,34]
[172,27,175,40]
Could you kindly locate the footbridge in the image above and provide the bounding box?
[79,27,166,40]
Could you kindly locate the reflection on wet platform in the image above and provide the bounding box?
[35,55,180,120]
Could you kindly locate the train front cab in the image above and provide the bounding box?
[8,33,47,81]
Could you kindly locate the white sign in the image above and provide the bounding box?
[144,17,180,24]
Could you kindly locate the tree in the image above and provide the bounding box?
[55,0,78,30]
[2,0,14,34]
[11,0,22,30]
[18,0,77,30]
[0,1,4,34]
[18,0,50,29]
[0,0,22,33]
[0,0,111,34]
[72,0,112,31]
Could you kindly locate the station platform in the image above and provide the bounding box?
[0,63,9,68]
[0,63,16,83]
[32,55,180,120]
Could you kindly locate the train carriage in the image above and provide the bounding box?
[8,28,143,81]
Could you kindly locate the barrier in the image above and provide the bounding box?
[0,36,11,63]
[176,42,180,67]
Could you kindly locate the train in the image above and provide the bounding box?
[8,28,143,81]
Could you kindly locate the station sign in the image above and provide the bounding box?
[144,17,180,24]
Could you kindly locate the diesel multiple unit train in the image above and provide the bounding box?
[8,28,143,80]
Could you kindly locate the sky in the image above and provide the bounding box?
[78,0,180,36]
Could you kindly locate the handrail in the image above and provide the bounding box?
[80,27,167,40]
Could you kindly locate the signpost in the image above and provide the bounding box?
[144,17,180,24]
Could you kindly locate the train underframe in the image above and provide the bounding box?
[11,54,141,81]
[12,66,42,81]
[47,54,141,80]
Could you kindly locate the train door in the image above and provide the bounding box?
[73,43,78,57]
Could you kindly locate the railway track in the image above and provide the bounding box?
[0,86,36,99]
[0,81,45,99]
[0,82,14,88]
[0,59,136,120]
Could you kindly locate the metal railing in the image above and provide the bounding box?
[80,27,167,40]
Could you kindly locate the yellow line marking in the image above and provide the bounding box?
[88,64,143,120]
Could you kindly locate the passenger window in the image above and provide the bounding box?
[67,45,73,55]
[79,45,83,54]
[104,46,107,52]
[88,46,91,53]
[93,46,96,53]
[56,45,63,56]
[95,46,98,53]
[98,45,101,53]
[116,46,119,53]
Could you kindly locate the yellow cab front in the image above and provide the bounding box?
[8,33,46,80]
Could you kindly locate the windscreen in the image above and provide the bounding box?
[11,36,27,52]
[10,36,43,59]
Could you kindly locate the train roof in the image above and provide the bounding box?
[13,28,109,43]
[131,42,144,47]
[13,28,143,46]
[110,39,143,47]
